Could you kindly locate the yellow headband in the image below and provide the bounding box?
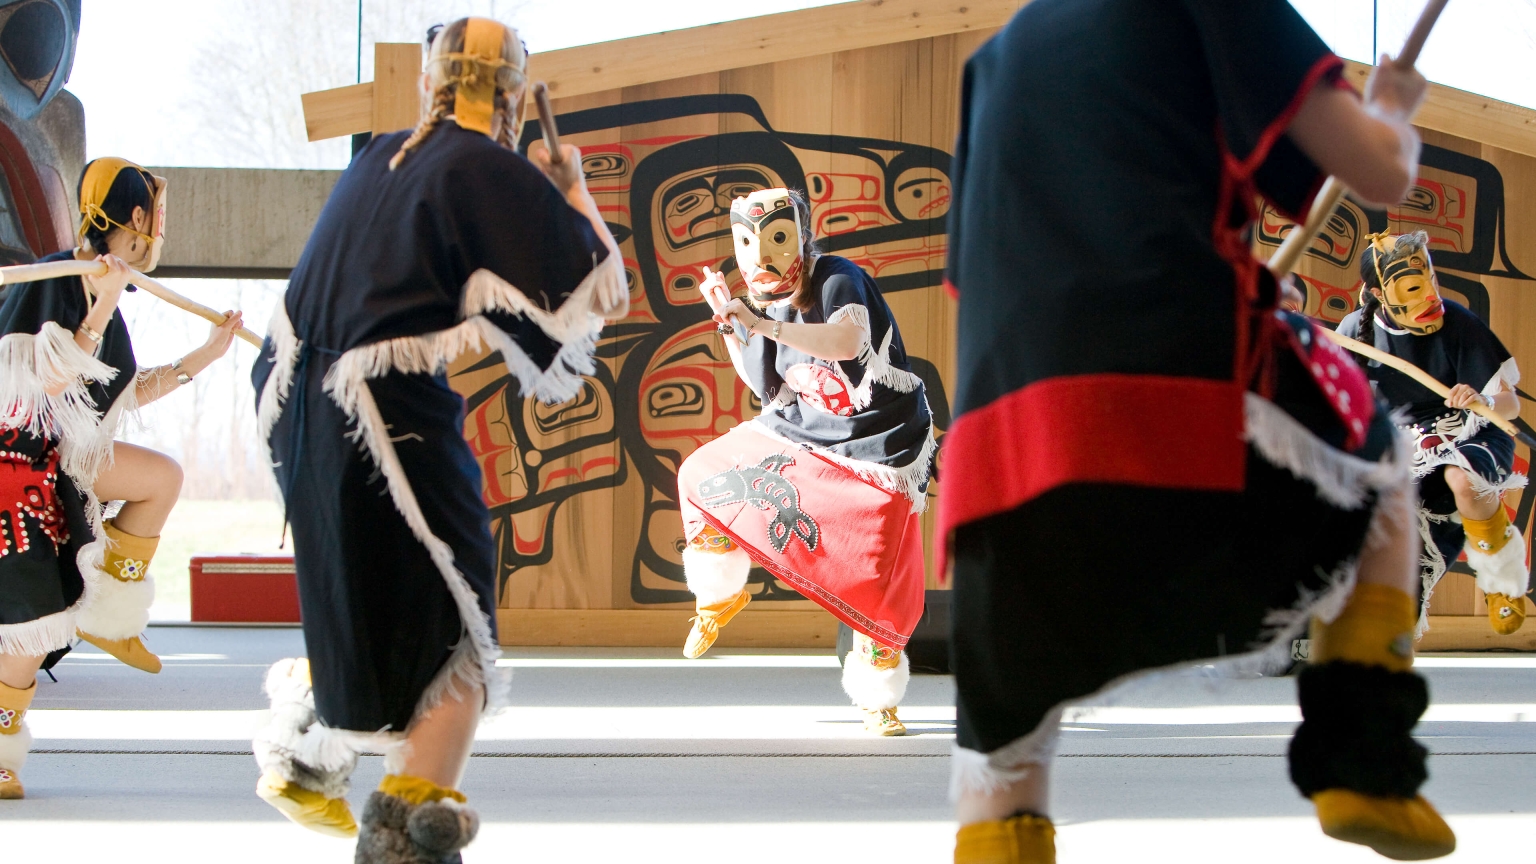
[78,157,152,240]
[442,17,513,136]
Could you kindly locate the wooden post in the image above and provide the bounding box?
[371,43,422,135]
[299,43,421,142]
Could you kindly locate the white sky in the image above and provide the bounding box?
[67,0,1536,169]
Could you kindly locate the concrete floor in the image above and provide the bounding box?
[4,627,1534,862]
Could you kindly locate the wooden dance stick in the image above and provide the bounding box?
[0,259,264,348]
[1320,327,1536,448]
[532,82,563,166]
[1267,0,1451,278]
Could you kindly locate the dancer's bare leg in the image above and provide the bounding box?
[1444,467,1500,521]
[0,655,42,690]
[956,761,1051,824]
[93,441,183,535]
[399,682,484,788]
[353,681,485,859]
[1352,485,1418,594]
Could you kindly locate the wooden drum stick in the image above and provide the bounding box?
[1320,327,1536,448]
[0,259,263,348]
[532,82,563,165]
[1267,0,1451,278]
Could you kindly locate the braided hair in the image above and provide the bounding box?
[389,87,454,170]
[390,17,527,171]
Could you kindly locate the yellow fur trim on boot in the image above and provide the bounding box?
[78,521,162,673]
[0,679,34,800]
[1313,790,1455,860]
[256,770,357,837]
[378,774,468,806]
[954,814,1056,864]
[1310,583,1416,673]
[683,589,750,659]
[1463,507,1513,555]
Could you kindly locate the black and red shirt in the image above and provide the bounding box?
[941,0,1346,546]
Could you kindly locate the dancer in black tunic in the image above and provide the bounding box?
[943,1,1453,860]
[1338,231,1528,636]
[250,18,624,860]
[0,157,243,799]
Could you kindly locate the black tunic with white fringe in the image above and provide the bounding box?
[743,255,934,502]
[253,123,616,734]
[1338,301,1525,599]
[0,249,135,655]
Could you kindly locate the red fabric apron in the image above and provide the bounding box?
[678,423,925,647]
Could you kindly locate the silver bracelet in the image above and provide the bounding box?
[79,322,103,344]
[172,358,192,387]
[771,320,782,341]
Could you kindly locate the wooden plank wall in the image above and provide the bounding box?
[451,31,1536,648]
[448,30,995,643]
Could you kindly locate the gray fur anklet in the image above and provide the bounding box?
[355,790,480,864]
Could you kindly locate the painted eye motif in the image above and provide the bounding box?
[740,236,749,246]
[772,231,787,244]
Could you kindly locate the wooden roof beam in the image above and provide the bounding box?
[527,0,1025,100]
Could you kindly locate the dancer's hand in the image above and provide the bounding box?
[714,298,756,335]
[699,266,731,312]
[1364,55,1428,123]
[532,142,587,200]
[84,254,132,307]
[1445,383,1490,411]
[183,310,244,374]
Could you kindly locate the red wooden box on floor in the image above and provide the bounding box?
[189,555,300,623]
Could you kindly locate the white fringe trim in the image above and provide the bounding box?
[825,304,923,412]
[0,608,74,656]
[322,370,508,723]
[950,714,1057,801]
[0,323,119,485]
[1244,393,1409,510]
[1410,438,1527,499]
[950,552,1368,798]
[256,304,300,467]
[461,252,622,347]
[0,323,156,647]
[62,386,147,642]
[323,314,599,411]
[256,249,620,729]
[1414,509,1452,638]
[747,420,937,513]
